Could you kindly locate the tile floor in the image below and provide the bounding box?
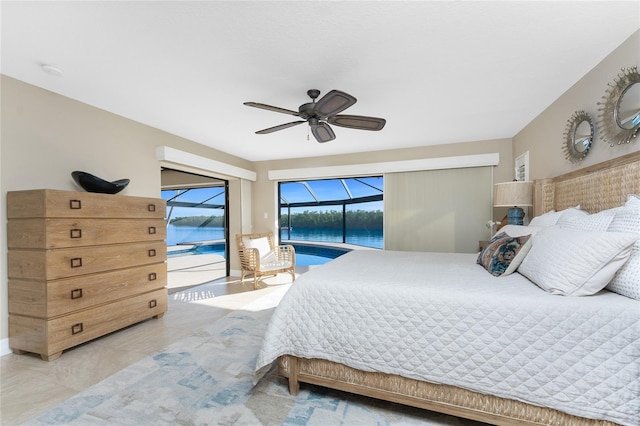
[1,272,293,425]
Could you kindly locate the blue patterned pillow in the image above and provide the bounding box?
[477,232,532,277]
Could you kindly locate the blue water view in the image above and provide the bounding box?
[167,225,382,266]
[167,225,383,249]
[281,227,383,249]
[167,225,225,246]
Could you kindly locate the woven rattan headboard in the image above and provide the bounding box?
[533,151,640,216]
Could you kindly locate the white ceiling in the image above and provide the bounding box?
[2,1,639,162]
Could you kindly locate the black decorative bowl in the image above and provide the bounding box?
[71,171,130,194]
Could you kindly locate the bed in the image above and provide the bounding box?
[255,151,640,426]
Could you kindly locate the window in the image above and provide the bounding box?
[279,176,383,248]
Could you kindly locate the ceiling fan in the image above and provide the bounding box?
[244,89,386,143]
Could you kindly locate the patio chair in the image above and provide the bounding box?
[236,232,296,289]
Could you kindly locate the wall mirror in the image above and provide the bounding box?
[598,66,640,146]
[563,110,593,163]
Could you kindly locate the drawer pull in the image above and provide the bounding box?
[148,226,156,234]
[71,323,84,335]
[148,204,156,212]
[149,299,157,309]
[70,288,83,299]
[70,258,83,268]
[148,272,157,281]
[69,199,82,209]
[70,229,82,239]
[148,249,156,257]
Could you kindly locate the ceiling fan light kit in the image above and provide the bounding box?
[244,89,386,143]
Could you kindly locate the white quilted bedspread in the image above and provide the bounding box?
[255,250,640,425]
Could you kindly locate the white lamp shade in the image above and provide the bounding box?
[494,181,533,207]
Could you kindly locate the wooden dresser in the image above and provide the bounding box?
[7,189,168,361]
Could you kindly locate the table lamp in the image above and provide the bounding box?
[494,181,533,225]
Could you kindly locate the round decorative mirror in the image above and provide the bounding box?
[563,110,593,163]
[598,66,640,146]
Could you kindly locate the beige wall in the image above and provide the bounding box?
[514,30,640,180]
[0,76,253,344]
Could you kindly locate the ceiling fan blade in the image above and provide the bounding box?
[328,114,386,131]
[310,122,336,143]
[244,102,300,116]
[255,121,306,134]
[314,90,357,116]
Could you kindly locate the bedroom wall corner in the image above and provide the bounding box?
[514,29,640,181]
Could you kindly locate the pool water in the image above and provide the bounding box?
[296,253,335,266]
[168,242,349,266]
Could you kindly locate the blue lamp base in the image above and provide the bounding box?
[507,207,525,225]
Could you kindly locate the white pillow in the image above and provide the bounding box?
[500,224,543,237]
[529,206,587,227]
[555,207,590,226]
[243,236,276,262]
[606,195,640,299]
[518,226,638,296]
[560,207,620,232]
[528,210,560,227]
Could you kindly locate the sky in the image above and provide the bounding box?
[162,176,384,220]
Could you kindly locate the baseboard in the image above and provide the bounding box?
[0,337,12,357]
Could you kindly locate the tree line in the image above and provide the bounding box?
[169,215,224,227]
[170,209,383,230]
[282,209,382,229]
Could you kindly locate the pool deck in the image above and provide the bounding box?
[167,240,378,292]
[167,253,227,291]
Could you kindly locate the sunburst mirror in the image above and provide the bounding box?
[563,110,593,163]
[597,66,640,146]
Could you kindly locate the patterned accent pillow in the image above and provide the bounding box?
[477,232,532,277]
[606,195,640,299]
[500,224,543,237]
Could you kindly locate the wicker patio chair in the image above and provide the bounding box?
[236,232,296,289]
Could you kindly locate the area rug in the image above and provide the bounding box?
[24,293,480,425]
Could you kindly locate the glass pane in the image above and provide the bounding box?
[343,177,383,198]
[306,179,349,201]
[163,188,225,246]
[280,182,315,204]
[346,202,383,248]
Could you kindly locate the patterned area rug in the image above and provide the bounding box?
[24,292,483,426]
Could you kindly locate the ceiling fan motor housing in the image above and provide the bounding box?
[299,102,323,120]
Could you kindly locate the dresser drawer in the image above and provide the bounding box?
[8,218,167,249]
[9,263,167,318]
[9,288,167,360]
[7,189,165,219]
[8,241,167,280]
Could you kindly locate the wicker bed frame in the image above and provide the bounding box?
[278,150,640,426]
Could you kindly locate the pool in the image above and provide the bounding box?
[167,241,350,266]
[291,243,351,266]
